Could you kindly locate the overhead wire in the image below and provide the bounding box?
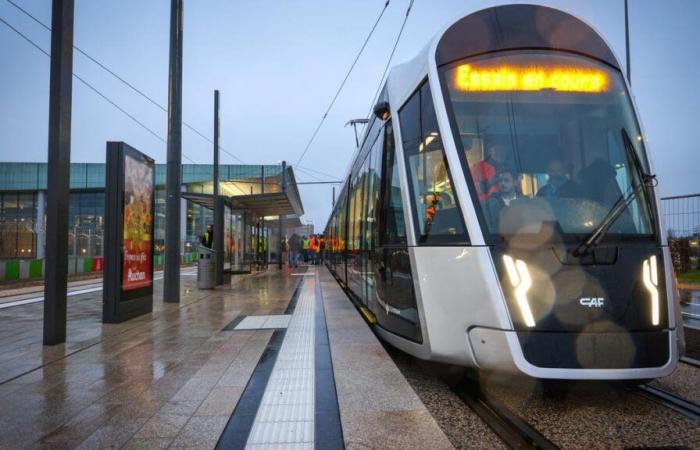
[4,0,245,164]
[0,14,197,164]
[365,0,415,120]
[296,164,341,181]
[295,166,327,183]
[294,0,391,168]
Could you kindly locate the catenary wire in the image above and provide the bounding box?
[0,14,197,164]
[296,164,341,181]
[294,0,391,167]
[365,0,415,121]
[4,0,245,164]
[295,166,327,183]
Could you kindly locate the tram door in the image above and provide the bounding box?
[362,129,383,306]
[373,121,420,342]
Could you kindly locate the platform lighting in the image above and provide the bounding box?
[642,255,660,326]
[503,255,536,327]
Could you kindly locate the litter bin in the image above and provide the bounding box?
[197,246,216,289]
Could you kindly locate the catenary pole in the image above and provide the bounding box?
[164,0,183,303]
[278,161,286,270]
[213,90,224,284]
[624,0,631,85]
[43,0,74,345]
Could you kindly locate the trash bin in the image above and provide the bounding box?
[197,246,216,289]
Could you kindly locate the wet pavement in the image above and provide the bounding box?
[0,267,454,450]
[0,269,298,449]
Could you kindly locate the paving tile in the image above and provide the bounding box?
[195,386,244,416]
[121,437,173,450]
[159,399,203,416]
[169,415,229,449]
[341,409,454,450]
[329,342,397,371]
[133,413,190,439]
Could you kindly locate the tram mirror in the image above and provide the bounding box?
[373,101,391,121]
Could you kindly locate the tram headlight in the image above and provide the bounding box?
[642,255,660,326]
[503,255,536,327]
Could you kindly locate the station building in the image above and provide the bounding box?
[0,162,304,281]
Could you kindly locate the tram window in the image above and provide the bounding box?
[441,51,654,240]
[379,120,406,246]
[399,82,468,245]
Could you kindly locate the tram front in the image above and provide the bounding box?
[437,5,681,378]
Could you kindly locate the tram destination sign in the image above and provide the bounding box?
[103,142,155,323]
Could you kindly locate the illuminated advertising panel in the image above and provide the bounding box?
[103,142,155,323]
[122,154,153,291]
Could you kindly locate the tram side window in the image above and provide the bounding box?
[399,81,468,244]
[380,121,406,245]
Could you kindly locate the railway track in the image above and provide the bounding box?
[635,384,700,421]
[451,381,559,450]
[681,356,700,368]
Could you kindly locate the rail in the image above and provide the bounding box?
[635,384,700,421]
[451,380,559,449]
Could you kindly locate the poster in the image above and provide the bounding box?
[121,154,153,291]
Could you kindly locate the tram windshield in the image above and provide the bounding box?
[441,51,655,242]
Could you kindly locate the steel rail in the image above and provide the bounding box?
[636,384,700,421]
[452,382,559,450]
[680,356,700,368]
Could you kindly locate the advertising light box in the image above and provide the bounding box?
[103,142,155,323]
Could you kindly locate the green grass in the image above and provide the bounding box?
[677,270,700,284]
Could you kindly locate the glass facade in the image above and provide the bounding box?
[0,192,38,258]
[0,163,293,264]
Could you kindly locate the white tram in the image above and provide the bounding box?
[324,4,683,379]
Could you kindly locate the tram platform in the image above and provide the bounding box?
[0,266,451,449]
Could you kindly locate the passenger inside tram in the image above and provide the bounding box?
[483,167,523,230]
[444,51,655,240]
[536,159,579,198]
[470,142,513,201]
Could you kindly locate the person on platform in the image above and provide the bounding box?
[309,235,318,265]
[288,233,301,268]
[200,223,213,249]
[302,235,310,263]
[319,235,326,264]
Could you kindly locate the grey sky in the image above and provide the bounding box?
[0,0,698,229]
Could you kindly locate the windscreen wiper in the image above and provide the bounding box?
[574,129,655,257]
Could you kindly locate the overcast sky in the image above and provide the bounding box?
[0,0,698,228]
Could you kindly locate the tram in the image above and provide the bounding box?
[324,4,683,379]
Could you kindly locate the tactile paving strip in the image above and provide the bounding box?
[245,280,316,448]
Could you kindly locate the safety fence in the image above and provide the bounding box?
[0,252,199,283]
[661,193,700,281]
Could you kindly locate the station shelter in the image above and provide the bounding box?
[0,162,304,281]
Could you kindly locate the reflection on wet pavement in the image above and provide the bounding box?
[0,270,298,449]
